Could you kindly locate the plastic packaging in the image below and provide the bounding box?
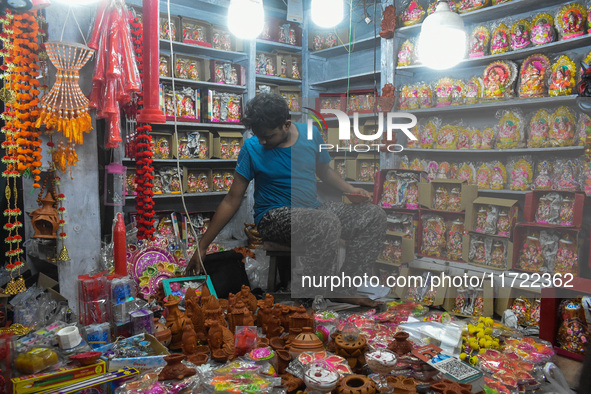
[400,0,425,26]
[496,109,525,149]
[555,3,587,41]
[510,18,532,51]
[548,54,577,96]
[468,25,490,58]
[490,22,510,55]
[397,39,414,67]
[519,54,550,98]
[89,0,141,149]
[15,347,60,374]
[483,60,518,100]
[457,0,489,13]
[549,106,576,146]
[465,76,482,105]
[509,157,533,191]
[531,12,556,45]
[528,108,551,147]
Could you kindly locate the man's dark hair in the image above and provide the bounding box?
[242,93,290,135]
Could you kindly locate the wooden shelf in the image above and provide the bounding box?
[159,76,246,92]
[477,189,529,195]
[310,36,381,58]
[395,0,568,37]
[256,39,302,53]
[310,71,381,87]
[159,39,248,62]
[125,191,228,200]
[255,74,302,85]
[403,146,585,154]
[153,121,246,130]
[404,95,577,114]
[123,158,237,164]
[397,35,591,73]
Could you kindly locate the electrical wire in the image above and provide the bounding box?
[165,0,208,277]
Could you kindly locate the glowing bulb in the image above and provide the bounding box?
[311,0,344,28]
[228,0,264,39]
[418,1,466,70]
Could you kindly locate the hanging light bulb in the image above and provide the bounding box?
[311,0,344,28]
[228,0,264,39]
[418,0,466,70]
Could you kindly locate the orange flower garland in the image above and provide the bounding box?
[1,11,42,187]
[0,10,42,293]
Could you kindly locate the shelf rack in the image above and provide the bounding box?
[125,192,228,200]
[310,36,381,58]
[159,76,246,92]
[159,39,248,63]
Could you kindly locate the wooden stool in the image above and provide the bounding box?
[263,240,346,293]
[263,241,300,292]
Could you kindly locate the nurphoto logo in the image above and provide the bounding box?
[305,108,418,152]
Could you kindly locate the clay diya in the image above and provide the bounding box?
[153,318,172,347]
[270,337,286,350]
[69,351,102,366]
[336,374,378,394]
[388,331,413,355]
[158,354,196,381]
[275,349,292,374]
[186,352,209,366]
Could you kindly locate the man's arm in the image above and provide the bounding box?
[315,162,372,198]
[185,172,250,274]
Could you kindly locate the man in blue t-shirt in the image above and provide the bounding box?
[187,94,386,304]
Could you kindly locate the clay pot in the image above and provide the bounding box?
[336,374,377,394]
[187,352,209,366]
[194,345,210,355]
[158,354,196,381]
[257,337,270,348]
[289,327,324,357]
[270,336,286,350]
[212,348,229,363]
[388,331,413,356]
[287,327,302,344]
[154,318,172,347]
[275,349,292,374]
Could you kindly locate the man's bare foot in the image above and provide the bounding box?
[330,297,381,307]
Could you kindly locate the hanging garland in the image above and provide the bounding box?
[129,14,155,241]
[0,10,42,294]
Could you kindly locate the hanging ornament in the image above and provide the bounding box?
[128,13,156,241]
[35,41,94,144]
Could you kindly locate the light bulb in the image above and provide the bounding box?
[53,0,101,4]
[228,0,264,39]
[311,0,344,28]
[418,1,466,70]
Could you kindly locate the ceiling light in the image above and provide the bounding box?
[311,0,344,28]
[228,0,264,39]
[418,0,466,70]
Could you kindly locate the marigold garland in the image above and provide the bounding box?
[129,15,155,241]
[0,11,42,291]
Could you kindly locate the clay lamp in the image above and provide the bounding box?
[275,349,292,374]
[334,323,367,372]
[336,374,378,394]
[158,354,196,381]
[303,361,340,393]
[29,192,59,239]
[388,331,413,356]
[153,318,172,347]
[289,327,324,358]
[270,337,286,350]
[69,351,102,366]
[186,352,209,366]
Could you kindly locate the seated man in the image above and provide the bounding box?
[186,93,386,305]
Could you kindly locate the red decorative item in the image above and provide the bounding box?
[113,212,127,276]
[89,0,142,148]
[128,14,156,241]
[69,351,102,366]
[137,0,166,124]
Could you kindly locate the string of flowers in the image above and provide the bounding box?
[129,14,155,241]
[0,10,42,293]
